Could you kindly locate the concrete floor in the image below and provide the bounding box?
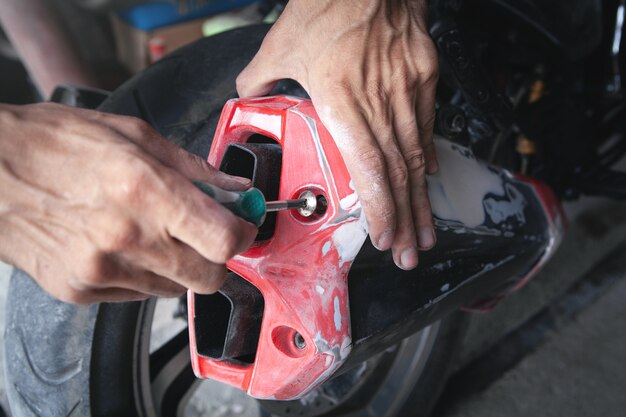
[444,276,626,417]
[0,198,625,416]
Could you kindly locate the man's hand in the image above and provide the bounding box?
[237,0,439,270]
[0,103,258,303]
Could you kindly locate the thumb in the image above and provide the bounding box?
[236,52,282,97]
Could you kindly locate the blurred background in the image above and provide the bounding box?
[1,1,626,416]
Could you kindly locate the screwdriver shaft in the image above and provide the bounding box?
[265,198,308,212]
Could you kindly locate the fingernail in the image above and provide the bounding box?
[418,228,436,250]
[375,231,394,251]
[233,176,252,186]
[399,247,419,270]
[219,173,252,188]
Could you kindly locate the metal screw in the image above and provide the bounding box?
[294,332,306,350]
[297,191,318,217]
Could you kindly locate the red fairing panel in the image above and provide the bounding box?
[188,96,365,400]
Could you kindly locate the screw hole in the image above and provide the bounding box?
[294,332,306,350]
[315,195,328,215]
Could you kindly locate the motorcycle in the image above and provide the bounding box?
[4,0,625,416]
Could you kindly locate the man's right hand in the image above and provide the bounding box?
[0,103,258,304]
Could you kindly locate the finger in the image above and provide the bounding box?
[107,266,187,298]
[236,49,283,97]
[84,110,252,191]
[158,174,259,264]
[61,287,151,304]
[90,288,151,303]
[414,50,439,175]
[393,92,436,251]
[316,99,397,250]
[125,239,229,295]
[67,254,187,298]
[369,117,419,270]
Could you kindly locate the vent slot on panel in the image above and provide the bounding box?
[194,273,265,364]
[218,135,282,240]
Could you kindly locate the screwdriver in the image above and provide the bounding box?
[193,181,315,226]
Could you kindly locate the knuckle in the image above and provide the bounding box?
[127,116,155,138]
[404,148,426,172]
[58,288,89,304]
[365,81,388,103]
[390,70,416,95]
[80,255,110,286]
[387,161,409,190]
[418,57,439,86]
[357,148,386,174]
[212,226,242,262]
[112,158,154,203]
[103,219,141,251]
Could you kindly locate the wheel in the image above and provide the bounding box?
[4,25,467,417]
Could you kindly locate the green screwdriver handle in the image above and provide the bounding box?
[193,181,267,227]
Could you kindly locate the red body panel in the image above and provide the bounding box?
[188,97,365,400]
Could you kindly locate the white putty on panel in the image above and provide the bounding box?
[434,218,503,236]
[322,241,332,256]
[331,212,368,267]
[484,183,527,224]
[428,138,505,227]
[333,296,342,331]
[302,332,353,396]
[339,192,359,211]
[433,260,453,272]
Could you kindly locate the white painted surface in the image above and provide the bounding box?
[428,139,505,227]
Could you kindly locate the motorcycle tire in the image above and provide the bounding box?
[4,25,467,417]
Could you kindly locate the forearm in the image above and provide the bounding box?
[0,0,99,98]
